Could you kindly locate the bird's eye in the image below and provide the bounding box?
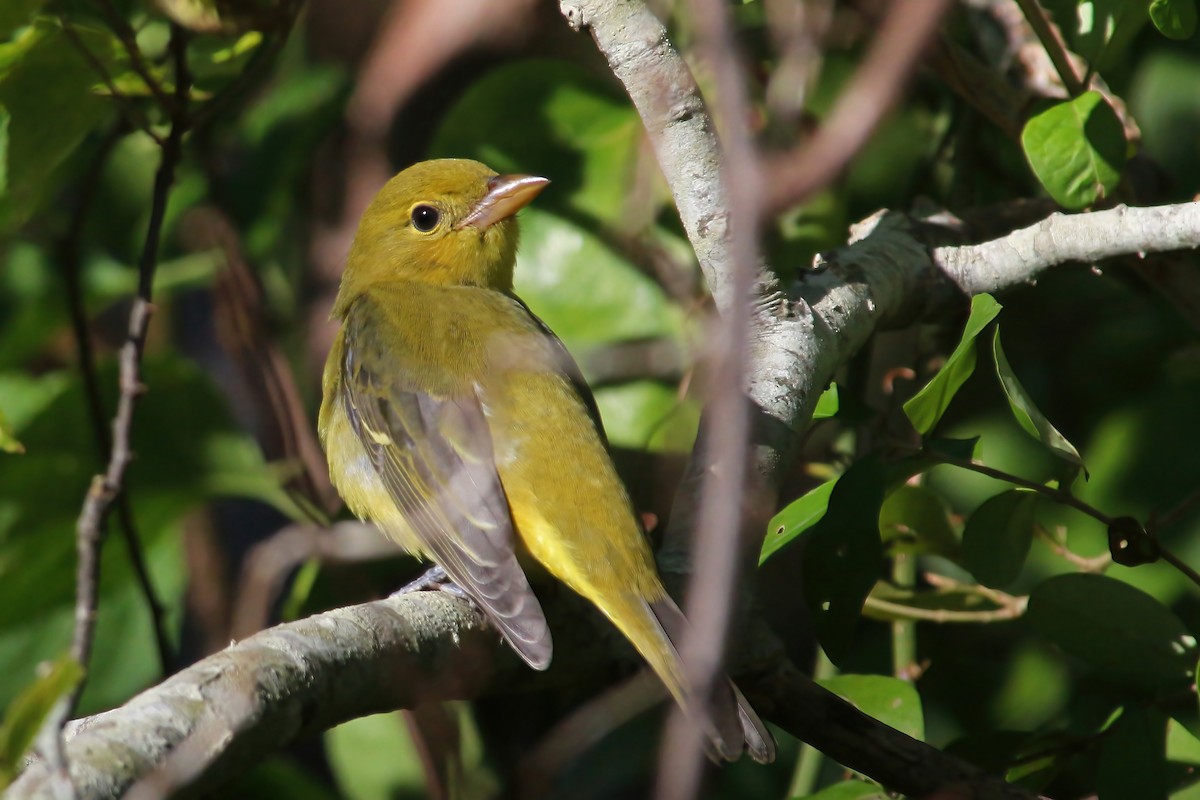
[411,205,440,232]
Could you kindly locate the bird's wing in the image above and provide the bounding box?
[339,298,552,670]
[506,292,607,444]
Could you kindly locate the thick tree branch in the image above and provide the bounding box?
[10,594,500,799]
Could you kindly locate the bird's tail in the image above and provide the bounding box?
[595,590,776,763]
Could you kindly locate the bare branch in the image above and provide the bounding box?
[933,203,1200,296]
[10,594,500,799]
[59,130,175,679]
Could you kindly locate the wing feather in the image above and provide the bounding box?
[341,299,552,668]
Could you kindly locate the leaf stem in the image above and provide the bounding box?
[1012,0,1086,96]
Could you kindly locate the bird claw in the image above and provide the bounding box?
[393,565,468,599]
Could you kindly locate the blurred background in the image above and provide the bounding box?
[3,0,1200,797]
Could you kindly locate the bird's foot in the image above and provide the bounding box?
[392,565,468,599]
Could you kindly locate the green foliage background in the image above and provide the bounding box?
[3,0,1200,798]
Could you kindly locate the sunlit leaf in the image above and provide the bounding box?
[818,674,925,741]
[904,294,1002,435]
[1027,574,1197,692]
[993,328,1086,478]
[813,383,839,420]
[0,21,121,231]
[1021,92,1126,210]
[0,404,20,454]
[760,477,838,565]
[1150,0,1197,38]
[0,654,82,787]
[961,489,1039,588]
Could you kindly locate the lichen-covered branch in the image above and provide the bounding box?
[10,594,498,799]
[934,202,1200,295]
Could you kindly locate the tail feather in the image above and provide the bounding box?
[644,596,777,764]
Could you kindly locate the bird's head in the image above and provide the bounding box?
[338,158,548,305]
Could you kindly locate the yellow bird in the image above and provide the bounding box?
[319,158,774,762]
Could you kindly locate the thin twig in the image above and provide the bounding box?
[1152,485,1200,532]
[918,447,1117,527]
[761,0,954,214]
[60,128,175,677]
[1011,0,1085,96]
[57,17,165,146]
[1033,526,1111,573]
[53,21,190,775]
[863,594,1028,624]
[654,0,763,793]
[92,0,174,111]
[1156,546,1200,592]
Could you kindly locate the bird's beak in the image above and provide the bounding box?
[457,174,550,230]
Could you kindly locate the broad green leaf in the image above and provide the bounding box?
[818,674,925,741]
[878,484,959,558]
[0,1,44,41]
[1150,0,1198,38]
[0,21,122,232]
[1027,574,1197,693]
[514,208,685,347]
[0,404,19,454]
[993,328,1085,477]
[432,59,647,226]
[1021,92,1127,210]
[794,780,887,800]
[813,384,839,420]
[592,381,699,454]
[802,459,885,664]
[1168,716,1200,763]
[761,477,838,565]
[1096,706,1168,800]
[0,655,82,786]
[326,713,427,800]
[904,294,1002,434]
[961,489,1039,588]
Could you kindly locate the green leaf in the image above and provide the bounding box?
[514,208,685,347]
[1020,91,1127,210]
[0,21,122,232]
[802,458,885,664]
[993,328,1086,477]
[432,59,646,227]
[0,654,83,786]
[1096,706,1168,800]
[813,384,839,419]
[1027,574,1197,693]
[1150,0,1198,38]
[326,713,427,800]
[878,484,959,558]
[904,294,1002,435]
[794,780,887,800]
[818,674,925,741]
[0,403,20,454]
[961,489,1040,588]
[592,380,699,454]
[0,0,43,41]
[760,477,838,565]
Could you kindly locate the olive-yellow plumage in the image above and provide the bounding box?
[319,158,773,762]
